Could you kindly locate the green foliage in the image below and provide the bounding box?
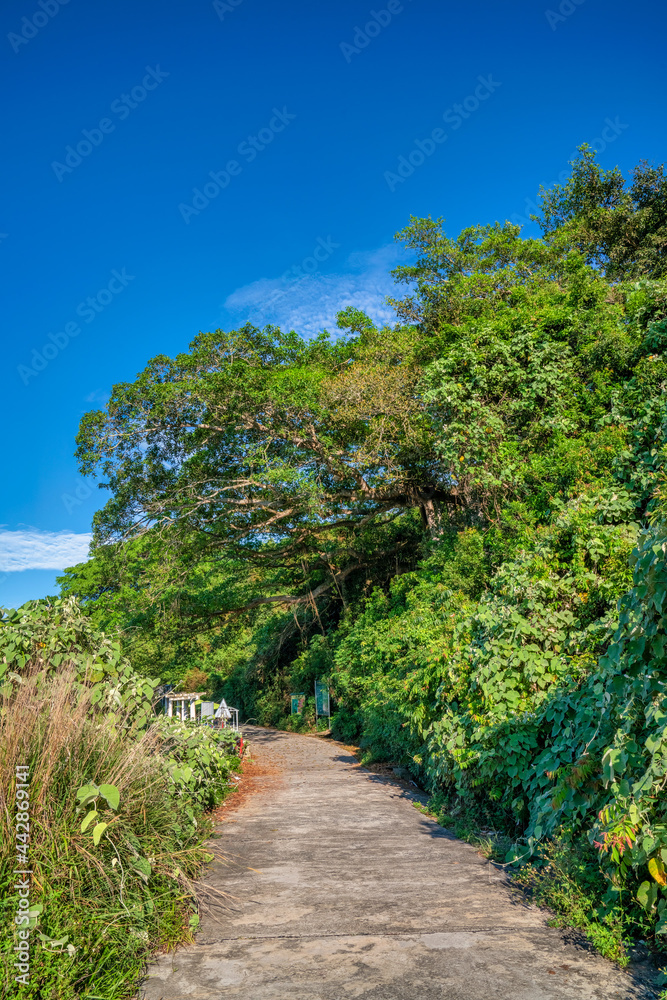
[72,319,457,629]
[160,718,241,812]
[538,145,667,280]
[0,600,241,999]
[56,148,667,962]
[76,780,120,844]
[180,667,210,693]
[0,596,160,729]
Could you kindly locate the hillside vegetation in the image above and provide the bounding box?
[60,148,667,961]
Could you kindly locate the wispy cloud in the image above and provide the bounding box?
[223,243,405,337]
[0,529,92,572]
[84,388,110,406]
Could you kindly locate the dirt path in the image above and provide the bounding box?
[141,727,652,999]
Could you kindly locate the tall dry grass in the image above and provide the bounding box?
[0,666,215,1000]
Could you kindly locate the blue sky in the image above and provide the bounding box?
[1,0,665,608]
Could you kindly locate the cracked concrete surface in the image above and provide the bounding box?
[141,726,652,999]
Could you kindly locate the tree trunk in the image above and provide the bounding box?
[419,498,442,537]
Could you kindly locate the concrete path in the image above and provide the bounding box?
[141,727,652,999]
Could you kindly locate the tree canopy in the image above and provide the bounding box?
[72,148,667,627]
[537,145,667,280]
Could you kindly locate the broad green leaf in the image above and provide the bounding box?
[98,784,120,811]
[76,783,99,807]
[92,822,108,846]
[637,880,651,908]
[80,810,98,833]
[643,835,656,855]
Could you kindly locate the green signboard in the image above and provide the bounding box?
[290,693,305,715]
[315,681,330,717]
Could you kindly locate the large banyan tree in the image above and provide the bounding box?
[74,148,667,624]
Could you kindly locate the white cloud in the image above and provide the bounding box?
[0,529,92,572]
[223,243,406,337]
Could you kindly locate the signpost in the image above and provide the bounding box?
[314,679,330,729]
